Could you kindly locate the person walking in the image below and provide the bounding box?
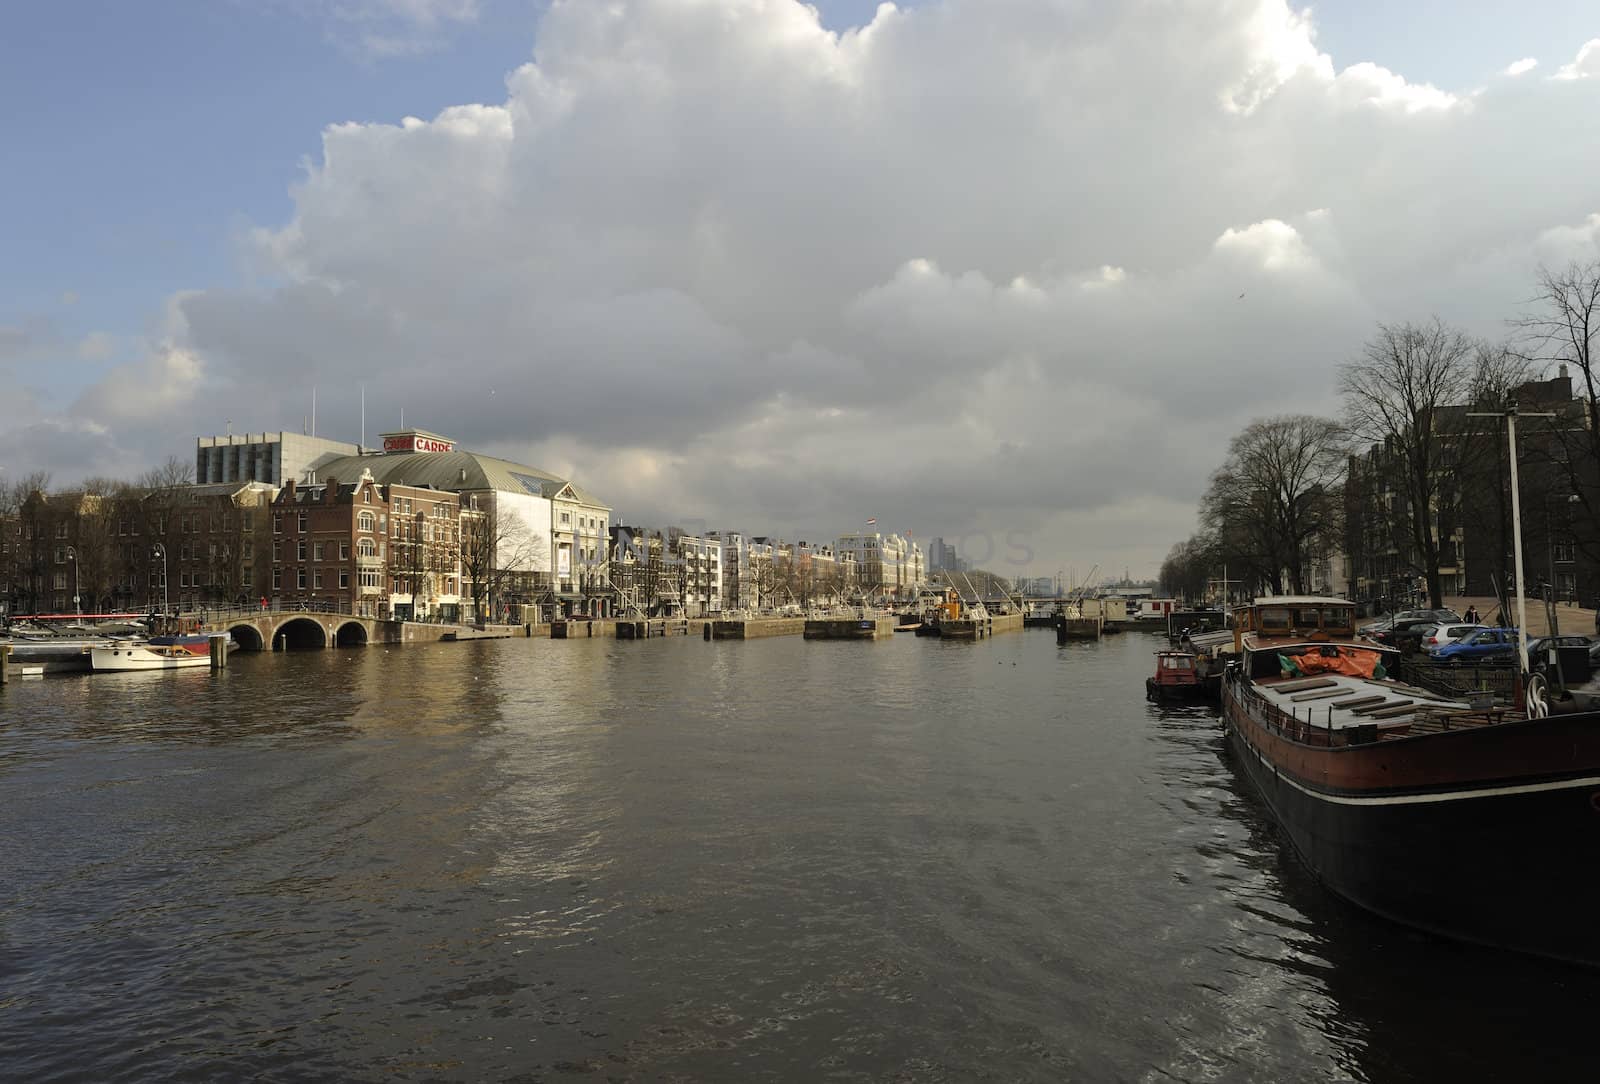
[1463,604,1479,624]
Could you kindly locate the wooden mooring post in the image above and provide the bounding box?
[0,643,10,684]
[210,636,228,669]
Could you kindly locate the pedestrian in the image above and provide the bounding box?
[1463,604,1479,624]
[259,596,267,612]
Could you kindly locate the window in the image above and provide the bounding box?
[243,541,253,559]
[242,569,252,588]
[297,568,306,589]
[314,541,325,561]
[297,540,307,561]
[314,569,323,589]
[296,513,307,533]
[56,522,68,539]
[340,541,350,560]
[358,538,377,558]
[273,541,282,561]
[339,570,349,589]
[273,514,282,534]
[55,546,66,564]
[1555,541,1575,563]
[273,569,281,590]
[363,487,372,504]
[53,572,67,590]
[358,512,375,533]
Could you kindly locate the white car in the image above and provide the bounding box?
[1418,622,1486,651]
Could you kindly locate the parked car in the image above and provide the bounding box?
[1377,611,1465,652]
[1417,622,1486,651]
[1429,627,1520,664]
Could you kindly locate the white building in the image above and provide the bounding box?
[313,430,612,619]
[834,532,924,602]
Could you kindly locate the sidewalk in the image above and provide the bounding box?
[1447,596,1596,639]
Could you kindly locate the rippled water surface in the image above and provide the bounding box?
[4,631,1599,1081]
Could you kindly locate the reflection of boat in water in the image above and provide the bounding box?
[91,633,233,672]
[1221,594,1600,968]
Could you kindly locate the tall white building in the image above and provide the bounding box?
[834,532,925,602]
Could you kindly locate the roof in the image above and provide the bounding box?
[1245,596,1353,607]
[311,450,610,509]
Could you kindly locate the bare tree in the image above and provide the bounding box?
[462,505,541,621]
[1340,319,1481,608]
[1201,415,1344,596]
[1158,533,1217,602]
[1510,260,1600,567]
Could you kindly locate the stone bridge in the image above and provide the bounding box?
[199,609,396,651]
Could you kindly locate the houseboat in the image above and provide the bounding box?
[1221,595,1600,967]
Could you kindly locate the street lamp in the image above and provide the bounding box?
[151,542,169,616]
[65,545,79,616]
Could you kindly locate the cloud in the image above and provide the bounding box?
[76,332,117,362]
[1505,57,1538,77]
[26,0,1600,575]
[282,0,481,57]
[1555,38,1600,81]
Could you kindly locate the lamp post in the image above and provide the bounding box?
[151,542,169,616]
[65,545,79,616]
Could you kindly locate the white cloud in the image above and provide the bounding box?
[1555,38,1600,81]
[1505,57,1538,77]
[285,0,481,57]
[76,332,116,362]
[25,0,1600,575]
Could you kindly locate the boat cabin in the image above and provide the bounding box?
[1147,651,1202,698]
[1231,596,1357,647]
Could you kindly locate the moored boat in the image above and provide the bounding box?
[91,633,233,672]
[1145,650,1203,699]
[1221,594,1600,967]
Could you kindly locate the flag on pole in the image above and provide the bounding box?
[866,517,877,525]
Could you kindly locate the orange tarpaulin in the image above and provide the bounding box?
[1281,647,1382,678]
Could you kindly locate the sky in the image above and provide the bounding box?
[3,0,1599,582]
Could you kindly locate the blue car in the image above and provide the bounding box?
[1429,627,1520,663]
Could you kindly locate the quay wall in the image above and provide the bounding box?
[941,612,1025,641]
[709,618,806,640]
[804,617,897,640]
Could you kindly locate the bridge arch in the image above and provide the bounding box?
[229,623,265,652]
[334,621,369,647]
[275,616,328,651]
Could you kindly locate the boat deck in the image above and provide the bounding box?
[1252,674,1498,738]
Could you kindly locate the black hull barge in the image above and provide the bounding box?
[1220,596,1600,967]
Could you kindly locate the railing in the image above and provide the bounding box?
[189,600,365,619]
[1394,657,1514,704]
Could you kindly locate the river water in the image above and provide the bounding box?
[3,630,1598,1082]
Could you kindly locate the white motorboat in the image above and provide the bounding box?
[90,634,233,672]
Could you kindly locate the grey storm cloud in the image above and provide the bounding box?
[16,0,1600,575]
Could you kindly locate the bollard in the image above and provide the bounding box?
[210,635,228,669]
[0,643,10,684]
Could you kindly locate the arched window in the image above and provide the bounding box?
[358,538,377,558]
[358,511,375,533]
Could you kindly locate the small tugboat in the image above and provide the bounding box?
[1145,650,1203,699]
[91,633,232,672]
[1221,595,1600,967]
